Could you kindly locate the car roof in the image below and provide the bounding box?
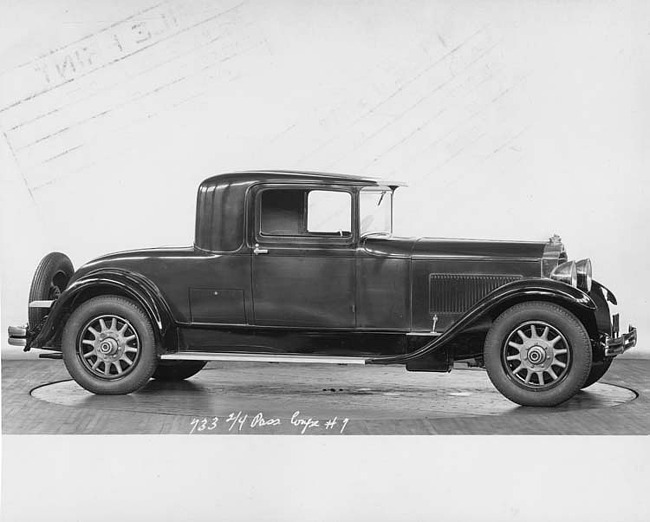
[200,170,406,188]
[195,170,405,252]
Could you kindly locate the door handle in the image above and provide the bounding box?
[253,245,269,255]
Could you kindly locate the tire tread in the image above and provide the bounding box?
[28,252,73,326]
[484,301,592,407]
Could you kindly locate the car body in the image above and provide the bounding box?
[8,170,637,406]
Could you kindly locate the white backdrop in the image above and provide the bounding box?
[1,0,648,356]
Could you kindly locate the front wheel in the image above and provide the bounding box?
[62,296,158,395]
[484,302,592,407]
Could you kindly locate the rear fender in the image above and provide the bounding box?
[30,268,176,353]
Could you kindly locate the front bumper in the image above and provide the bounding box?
[8,325,28,347]
[604,324,637,357]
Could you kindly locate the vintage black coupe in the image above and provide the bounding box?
[8,171,637,406]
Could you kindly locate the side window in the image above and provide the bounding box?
[258,188,352,241]
[307,190,351,235]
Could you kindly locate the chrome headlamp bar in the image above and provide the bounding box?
[550,260,577,288]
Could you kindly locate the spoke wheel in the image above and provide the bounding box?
[503,321,570,390]
[62,296,158,395]
[484,301,592,407]
[77,315,141,380]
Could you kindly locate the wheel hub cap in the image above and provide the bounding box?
[77,315,140,379]
[98,338,118,356]
[526,346,546,365]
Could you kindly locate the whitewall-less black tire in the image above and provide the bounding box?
[484,301,592,407]
[62,296,158,395]
[29,252,74,327]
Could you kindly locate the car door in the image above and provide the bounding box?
[251,185,356,328]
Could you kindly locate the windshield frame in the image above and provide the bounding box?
[359,186,394,238]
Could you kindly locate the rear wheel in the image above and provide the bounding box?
[29,252,74,327]
[153,361,207,381]
[484,302,592,407]
[62,296,158,395]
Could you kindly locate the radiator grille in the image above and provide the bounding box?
[429,274,522,313]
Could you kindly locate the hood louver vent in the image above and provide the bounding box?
[429,274,522,314]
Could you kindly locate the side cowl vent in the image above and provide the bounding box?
[429,274,522,314]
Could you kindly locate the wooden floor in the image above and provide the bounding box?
[3,357,650,434]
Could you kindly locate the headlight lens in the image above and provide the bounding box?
[551,260,577,287]
[575,258,592,292]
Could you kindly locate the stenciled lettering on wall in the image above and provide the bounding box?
[0,0,261,191]
[30,7,180,93]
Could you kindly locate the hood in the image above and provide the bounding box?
[413,237,548,260]
[362,235,551,261]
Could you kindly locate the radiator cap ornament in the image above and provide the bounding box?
[549,234,562,245]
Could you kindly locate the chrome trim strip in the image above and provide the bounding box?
[28,300,55,308]
[160,352,368,364]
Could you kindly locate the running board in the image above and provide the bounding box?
[160,352,368,365]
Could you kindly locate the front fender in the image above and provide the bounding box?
[371,278,596,364]
[477,278,596,314]
[30,268,176,351]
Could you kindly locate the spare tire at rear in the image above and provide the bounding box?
[29,252,74,327]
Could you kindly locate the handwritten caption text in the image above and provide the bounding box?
[189,411,350,435]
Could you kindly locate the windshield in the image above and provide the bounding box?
[360,188,393,236]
